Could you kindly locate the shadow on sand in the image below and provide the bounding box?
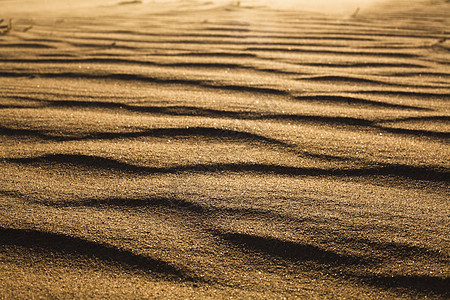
[0,227,199,282]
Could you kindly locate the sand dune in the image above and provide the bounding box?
[1,0,449,298]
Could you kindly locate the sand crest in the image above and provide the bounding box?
[0,0,449,298]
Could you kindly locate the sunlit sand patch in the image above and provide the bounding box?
[1,0,449,298]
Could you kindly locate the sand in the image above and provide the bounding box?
[0,0,449,298]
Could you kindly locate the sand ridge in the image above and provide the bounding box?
[0,0,449,298]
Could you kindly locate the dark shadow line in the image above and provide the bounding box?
[282,31,445,40]
[73,196,208,212]
[376,126,450,139]
[293,95,430,111]
[245,47,419,58]
[204,27,251,32]
[49,195,315,226]
[0,126,69,141]
[0,43,55,49]
[377,116,450,123]
[0,58,238,68]
[299,75,439,88]
[21,35,375,49]
[352,90,450,100]
[41,99,376,126]
[0,57,300,76]
[47,100,251,118]
[213,230,449,296]
[339,237,445,260]
[89,30,375,41]
[357,275,450,297]
[213,231,366,265]
[388,72,450,78]
[0,227,198,281]
[94,127,287,145]
[0,71,288,96]
[0,104,40,109]
[1,113,447,143]
[36,100,449,138]
[117,0,143,5]
[66,41,141,50]
[7,154,449,182]
[0,125,288,145]
[174,51,258,57]
[300,62,427,68]
[12,96,261,118]
[32,99,379,125]
[93,30,376,41]
[0,124,357,163]
[268,114,374,126]
[2,96,446,140]
[7,95,433,128]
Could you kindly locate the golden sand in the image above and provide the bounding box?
[0,0,449,298]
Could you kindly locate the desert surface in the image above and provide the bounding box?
[0,0,449,298]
